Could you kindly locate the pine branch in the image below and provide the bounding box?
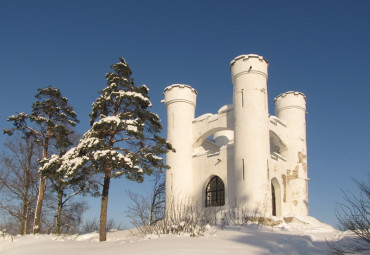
[113,137,137,143]
[25,126,43,137]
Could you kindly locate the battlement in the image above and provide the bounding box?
[274,91,306,112]
[230,54,269,81]
[230,54,269,66]
[164,84,198,95]
[274,91,306,101]
[163,84,197,108]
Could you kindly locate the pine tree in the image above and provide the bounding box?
[3,86,79,234]
[53,57,173,241]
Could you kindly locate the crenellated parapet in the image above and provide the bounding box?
[163,84,197,107]
[274,91,306,113]
[230,54,269,82]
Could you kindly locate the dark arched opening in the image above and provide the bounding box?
[271,178,282,216]
[271,182,276,216]
[205,176,225,207]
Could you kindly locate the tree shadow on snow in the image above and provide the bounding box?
[223,226,331,255]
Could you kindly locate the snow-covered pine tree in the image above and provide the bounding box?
[3,86,79,234]
[53,57,173,241]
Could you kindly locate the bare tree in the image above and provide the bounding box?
[79,218,123,234]
[40,132,98,235]
[46,199,88,234]
[328,174,370,254]
[148,174,166,225]
[125,173,165,228]
[48,180,90,235]
[0,216,19,236]
[3,87,79,233]
[0,136,40,235]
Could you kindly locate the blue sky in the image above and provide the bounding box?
[1,0,369,227]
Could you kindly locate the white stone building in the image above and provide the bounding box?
[163,54,308,217]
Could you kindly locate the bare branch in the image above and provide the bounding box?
[329,174,370,254]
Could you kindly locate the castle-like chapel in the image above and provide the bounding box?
[163,54,309,217]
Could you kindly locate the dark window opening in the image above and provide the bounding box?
[206,176,225,207]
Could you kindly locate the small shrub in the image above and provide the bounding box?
[131,200,210,237]
[80,218,122,234]
[0,229,13,242]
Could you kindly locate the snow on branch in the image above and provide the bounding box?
[93,149,133,168]
[93,116,140,132]
[112,90,152,107]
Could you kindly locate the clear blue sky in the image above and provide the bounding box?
[1,0,369,228]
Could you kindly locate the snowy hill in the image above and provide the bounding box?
[0,216,354,255]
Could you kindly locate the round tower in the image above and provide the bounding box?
[274,91,308,215]
[230,54,270,213]
[163,84,197,206]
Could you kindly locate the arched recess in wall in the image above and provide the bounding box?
[271,177,282,216]
[193,104,234,148]
[205,176,225,207]
[269,130,287,156]
[193,128,234,156]
[194,126,233,148]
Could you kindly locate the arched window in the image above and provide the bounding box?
[205,176,225,207]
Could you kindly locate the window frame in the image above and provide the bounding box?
[205,176,225,207]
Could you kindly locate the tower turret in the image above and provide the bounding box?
[230,54,270,213]
[163,84,197,205]
[274,91,308,215]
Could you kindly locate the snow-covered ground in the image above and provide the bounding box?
[0,216,356,255]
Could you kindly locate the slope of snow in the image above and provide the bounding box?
[0,217,352,255]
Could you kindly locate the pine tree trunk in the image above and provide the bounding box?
[33,176,46,234]
[23,142,33,235]
[55,189,63,235]
[99,167,111,242]
[33,136,49,234]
